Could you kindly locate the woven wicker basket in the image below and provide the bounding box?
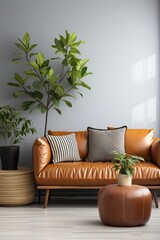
[0,168,35,206]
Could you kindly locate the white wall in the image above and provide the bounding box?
[0,0,159,167]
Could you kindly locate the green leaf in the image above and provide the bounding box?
[12,58,21,62]
[49,77,57,87]
[12,61,23,65]
[29,52,38,58]
[63,100,72,107]
[53,92,61,101]
[18,38,26,47]
[13,91,25,98]
[67,77,73,85]
[51,57,60,61]
[32,91,43,100]
[14,73,25,86]
[82,72,92,77]
[126,168,132,177]
[78,92,83,97]
[8,82,20,87]
[81,67,87,77]
[77,81,91,90]
[29,61,39,69]
[51,97,59,106]
[54,38,63,47]
[28,44,37,52]
[24,70,37,78]
[73,71,82,81]
[48,68,54,79]
[22,101,36,110]
[76,59,89,70]
[59,35,66,46]
[62,58,69,66]
[68,33,77,44]
[42,60,50,67]
[16,52,23,57]
[53,46,65,54]
[54,108,61,115]
[69,48,80,54]
[40,68,49,77]
[36,53,45,66]
[37,103,46,113]
[56,85,65,97]
[23,32,30,46]
[15,43,26,52]
[65,30,70,44]
[32,80,43,90]
[69,40,85,47]
[64,93,75,98]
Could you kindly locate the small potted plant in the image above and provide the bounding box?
[111,151,144,186]
[0,105,36,170]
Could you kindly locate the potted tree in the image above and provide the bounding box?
[0,105,36,170]
[112,151,144,186]
[8,31,92,136]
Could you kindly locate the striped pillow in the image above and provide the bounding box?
[46,133,81,163]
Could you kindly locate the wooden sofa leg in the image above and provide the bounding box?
[44,189,50,208]
[38,189,41,204]
[49,190,52,201]
[152,189,159,208]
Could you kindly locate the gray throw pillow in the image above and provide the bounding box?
[86,126,127,161]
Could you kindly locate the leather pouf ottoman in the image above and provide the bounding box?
[98,184,152,227]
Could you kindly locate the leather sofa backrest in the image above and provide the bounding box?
[48,130,88,160]
[108,127,154,161]
[125,129,154,161]
[48,128,155,161]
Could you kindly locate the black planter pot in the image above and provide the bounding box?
[0,146,20,170]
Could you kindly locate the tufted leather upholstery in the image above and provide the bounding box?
[32,129,160,187]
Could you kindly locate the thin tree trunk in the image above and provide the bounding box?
[44,109,49,136]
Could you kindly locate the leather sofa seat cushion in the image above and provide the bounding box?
[48,130,88,160]
[36,161,160,186]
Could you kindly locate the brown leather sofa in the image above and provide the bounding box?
[33,128,160,208]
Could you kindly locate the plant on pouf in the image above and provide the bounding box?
[8,31,92,135]
[112,151,144,186]
[0,105,36,170]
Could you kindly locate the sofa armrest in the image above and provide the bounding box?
[32,137,51,179]
[151,138,160,167]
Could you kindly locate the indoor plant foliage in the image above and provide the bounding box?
[0,105,36,170]
[112,151,144,185]
[8,31,92,135]
[0,105,36,145]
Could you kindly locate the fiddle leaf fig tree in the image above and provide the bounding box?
[8,31,92,135]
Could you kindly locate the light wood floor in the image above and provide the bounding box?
[0,197,160,240]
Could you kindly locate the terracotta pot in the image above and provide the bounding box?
[118,173,132,186]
